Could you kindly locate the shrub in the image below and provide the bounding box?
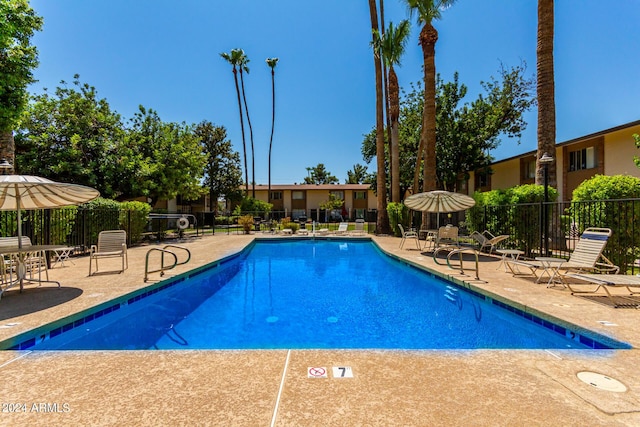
[79,197,121,245]
[466,184,559,254]
[233,197,273,216]
[284,222,299,233]
[119,201,151,243]
[237,215,255,234]
[570,175,640,271]
[387,202,408,237]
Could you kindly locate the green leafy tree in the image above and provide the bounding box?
[437,65,535,190]
[15,76,122,196]
[195,121,243,214]
[362,67,535,197]
[0,0,43,169]
[121,106,206,205]
[304,163,338,184]
[266,57,279,204]
[346,163,374,184]
[319,193,344,211]
[233,197,272,216]
[220,49,249,195]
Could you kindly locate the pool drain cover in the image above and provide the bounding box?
[577,371,627,392]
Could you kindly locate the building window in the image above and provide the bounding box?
[330,190,344,200]
[569,147,595,171]
[354,191,366,200]
[292,191,305,200]
[354,208,365,219]
[477,174,489,187]
[524,159,536,179]
[270,191,282,200]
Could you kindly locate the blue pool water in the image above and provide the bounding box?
[29,240,619,350]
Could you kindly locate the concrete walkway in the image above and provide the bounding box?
[0,233,639,426]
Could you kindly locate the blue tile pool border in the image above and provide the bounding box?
[1,238,632,351]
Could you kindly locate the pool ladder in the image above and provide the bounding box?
[433,245,481,281]
[144,244,191,282]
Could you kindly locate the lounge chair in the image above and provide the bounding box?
[565,273,640,308]
[470,230,509,254]
[506,227,619,282]
[335,222,349,235]
[435,225,459,248]
[315,228,330,236]
[398,224,420,250]
[350,219,365,236]
[89,230,128,276]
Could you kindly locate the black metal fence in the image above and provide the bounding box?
[197,210,377,235]
[389,198,640,274]
[0,207,146,252]
[7,199,640,273]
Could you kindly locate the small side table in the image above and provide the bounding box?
[51,247,75,268]
[420,229,438,251]
[496,249,524,272]
[534,257,566,287]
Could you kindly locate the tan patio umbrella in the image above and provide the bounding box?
[0,175,100,279]
[404,190,476,229]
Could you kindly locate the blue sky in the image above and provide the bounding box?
[28,0,640,184]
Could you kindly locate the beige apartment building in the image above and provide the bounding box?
[469,120,640,201]
[249,183,376,221]
[155,183,375,221]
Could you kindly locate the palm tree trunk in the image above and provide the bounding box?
[0,130,16,173]
[536,0,556,188]
[419,23,438,227]
[268,67,276,205]
[379,0,393,202]
[368,0,390,234]
[239,69,256,198]
[420,23,438,193]
[389,66,400,202]
[232,69,249,196]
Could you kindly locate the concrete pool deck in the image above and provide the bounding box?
[1,233,640,426]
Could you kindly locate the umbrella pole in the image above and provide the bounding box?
[16,192,26,291]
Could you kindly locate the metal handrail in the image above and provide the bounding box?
[144,245,191,282]
[446,247,481,281]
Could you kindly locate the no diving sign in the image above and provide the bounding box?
[308,367,327,378]
[307,366,353,378]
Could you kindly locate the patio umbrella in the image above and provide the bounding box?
[404,190,476,229]
[0,175,100,277]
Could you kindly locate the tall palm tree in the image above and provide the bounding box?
[404,0,456,197]
[220,48,249,196]
[374,20,411,203]
[379,0,392,201]
[536,0,557,188]
[237,51,256,198]
[369,0,391,234]
[266,57,279,205]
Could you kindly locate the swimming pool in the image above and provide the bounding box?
[26,239,626,350]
